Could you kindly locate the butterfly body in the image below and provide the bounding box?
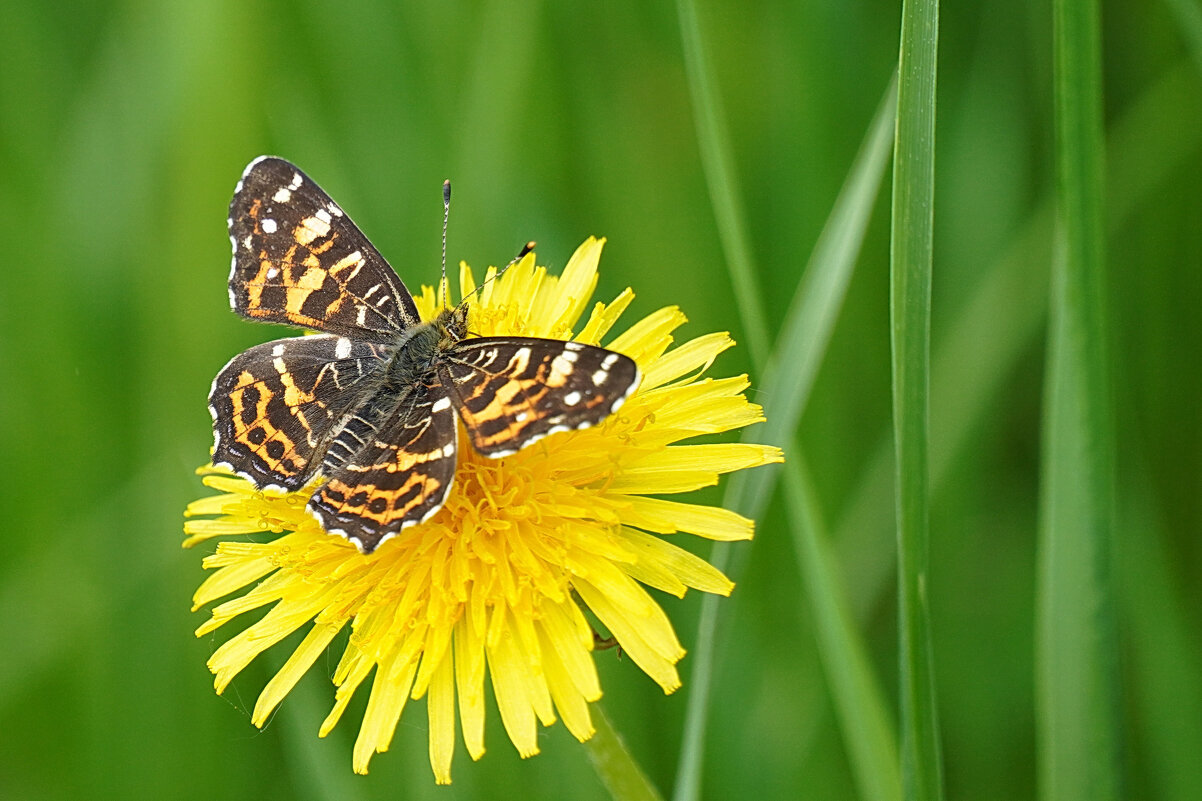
[210,157,640,553]
[381,307,464,389]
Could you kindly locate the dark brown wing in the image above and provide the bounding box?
[227,156,420,340]
[209,334,387,491]
[307,381,459,553]
[440,338,640,458]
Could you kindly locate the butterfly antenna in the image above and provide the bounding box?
[503,241,537,278]
[440,179,452,309]
[460,240,536,306]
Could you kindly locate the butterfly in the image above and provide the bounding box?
[209,156,640,553]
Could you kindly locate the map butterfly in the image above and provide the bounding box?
[210,157,640,553]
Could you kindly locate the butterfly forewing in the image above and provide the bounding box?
[441,338,640,457]
[210,334,388,491]
[228,156,421,339]
[308,382,459,552]
[214,157,645,555]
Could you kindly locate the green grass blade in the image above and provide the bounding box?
[834,60,1202,623]
[672,74,899,801]
[785,455,903,801]
[672,552,725,801]
[674,0,770,365]
[758,79,902,801]
[743,77,898,515]
[585,706,666,801]
[1037,0,1122,798]
[891,0,944,799]
[669,1,765,797]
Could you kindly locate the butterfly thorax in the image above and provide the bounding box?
[381,306,468,390]
[382,325,442,389]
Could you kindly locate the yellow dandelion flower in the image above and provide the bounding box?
[184,237,782,783]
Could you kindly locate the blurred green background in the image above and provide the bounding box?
[2,0,1200,799]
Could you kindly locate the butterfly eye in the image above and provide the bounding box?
[450,305,469,339]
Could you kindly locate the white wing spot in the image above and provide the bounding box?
[327,203,344,218]
[592,369,609,385]
[272,344,285,357]
[272,187,292,203]
[432,396,452,413]
[565,341,585,352]
[297,215,331,244]
[316,208,332,224]
[335,337,352,359]
[515,411,529,422]
[601,353,619,370]
[266,267,279,279]
[241,234,253,250]
[511,348,532,374]
[551,354,574,381]
[290,172,303,190]
[261,218,278,234]
[563,391,582,406]
[441,443,455,457]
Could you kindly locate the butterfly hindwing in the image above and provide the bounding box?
[307,381,459,552]
[441,338,640,457]
[215,157,646,554]
[209,334,387,491]
[228,156,421,339]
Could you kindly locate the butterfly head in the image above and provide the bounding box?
[433,302,470,346]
